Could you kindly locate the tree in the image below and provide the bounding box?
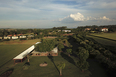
[35,39,57,52]
[27,54,31,62]
[57,62,65,76]
[77,60,89,72]
[77,47,89,61]
[66,48,72,56]
[58,43,64,51]
[76,47,89,72]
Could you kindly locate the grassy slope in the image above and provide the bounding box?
[91,33,116,40]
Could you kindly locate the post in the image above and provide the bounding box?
[13,59,15,64]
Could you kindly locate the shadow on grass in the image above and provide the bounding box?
[0,68,14,77]
[24,62,30,66]
[87,58,108,77]
[47,56,59,74]
[60,52,76,66]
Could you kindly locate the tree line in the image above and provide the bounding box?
[77,25,116,32]
[72,34,116,76]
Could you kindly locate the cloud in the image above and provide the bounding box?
[59,12,85,22]
[59,12,111,22]
[70,12,85,21]
[100,16,110,20]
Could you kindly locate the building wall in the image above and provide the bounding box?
[12,36,18,39]
[32,52,58,56]
[101,28,108,31]
[4,37,11,39]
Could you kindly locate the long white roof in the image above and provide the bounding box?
[13,42,41,59]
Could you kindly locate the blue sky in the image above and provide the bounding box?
[0,0,116,28]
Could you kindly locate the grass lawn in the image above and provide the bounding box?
[0,39,40,74]
[91,33,116,40]
[9,54,108,77]
[10,55,91,77]
[0,39,40,45]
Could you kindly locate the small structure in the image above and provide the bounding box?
[0,37,2,39]
[13,45,35,63]
[19,35,26,38]
[31,47,58,56]
[101,28,108,32]
[4,36,10,39]
[58,30,61,32]
[85,28,91,31]
[62,30,71,32]
[12,36,18,40]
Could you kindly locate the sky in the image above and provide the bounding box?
[0,0,116,28]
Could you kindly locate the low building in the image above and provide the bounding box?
[19,35,26,38]
[0,37,2,39]
[13,42,58,63]
[101,28,108,32]
[13,45,35,63]
[31,47,58,56]
[58,30,61,32]
[12,36,18,40]
[4,36,10,39]
[85,28,91,31]
[62,30,71,32]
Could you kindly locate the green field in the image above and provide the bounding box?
[87,35,116,46]
[87,33,116,54]
[0,39,40,74]
[0,39,108,77]
[10,56,90,77]
[91,33,116,40]
[10,55,108,77]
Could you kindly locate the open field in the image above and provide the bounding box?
[0,39,41,45]
[0,38,108,77]
[9,55,108,77]
[87,35,116,46]
[0,39,40,74]
[10,56,90,77]
[91,33,116,40]
[87,35,116,54]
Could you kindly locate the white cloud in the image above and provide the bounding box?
[59,12,111,22]
[100,16,110,20]
[70,12,85,21]
[59,12,85,21]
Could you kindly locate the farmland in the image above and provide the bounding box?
[88,33,116,54]
[90,33,116,41]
